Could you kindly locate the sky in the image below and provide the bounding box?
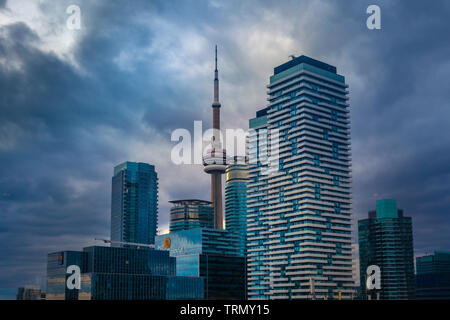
[0,0,449,296]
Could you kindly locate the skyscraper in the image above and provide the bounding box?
[111,162,158,246]
[358,199,415,300]
[225,157,249,257]
[416,251,450,300]
[169,199,214,232]
[246,55,353,300]
[203,45,226,230]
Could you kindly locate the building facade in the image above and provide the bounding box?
[246,55,353,299]
[46,246,203,300]
[111,162,158,245]
[155,228,246,299]
[47,250,87,300]
[169,199,214,232]
[16,287,46,300]
[358,199,415,300]
[225,158,249,257]
[416,251,450,300]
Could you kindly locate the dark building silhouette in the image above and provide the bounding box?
[358,199,415,300]
[416,251,450,300]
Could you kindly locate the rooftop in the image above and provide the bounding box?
[274,55,337,75]
[169,199,212,206]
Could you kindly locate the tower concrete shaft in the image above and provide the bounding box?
[211,173,223,229]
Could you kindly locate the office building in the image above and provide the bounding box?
[16,287,46,300]
[225,157,249,257]
[111,161,158,245]
[246,55,353,299]
[416,251,450,300]
[169,199,214,232]
[46,246,203,300]
[358,199,415,300]
[155,228,246,299]
[46,250,87,300]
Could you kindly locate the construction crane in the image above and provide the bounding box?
[94,238,155,249]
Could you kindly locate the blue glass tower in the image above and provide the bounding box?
[111,162,158,245]
[225,159,249,257]
[358,199,415,300]
[247,55,353,299]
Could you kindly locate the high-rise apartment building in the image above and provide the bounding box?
[358,199,415,300]
[416,251,450,300]
[169,199,214,232]
[246,55,353,299]
[111,162,158,245]
[225,157,249,257]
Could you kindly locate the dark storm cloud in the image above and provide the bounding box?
[0,0,449,295]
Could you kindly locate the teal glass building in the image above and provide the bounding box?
[111,162,158,245]
[416,251,450,300]
[169,199,214,232]
[225,158,249,257]
[358,199,415,300]
[46,246,203,300]
[155,228,246,299]
[247,56,353,299]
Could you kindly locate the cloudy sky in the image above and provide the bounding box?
[0,0,449,296]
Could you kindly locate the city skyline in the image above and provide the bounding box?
[1,0,450,297]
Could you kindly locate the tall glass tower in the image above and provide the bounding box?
[358,199,415,300]
[225,157,249,257]
[111,162,158,245]
[247,56,353,299]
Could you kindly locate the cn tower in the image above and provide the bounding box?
[203,45,226,229]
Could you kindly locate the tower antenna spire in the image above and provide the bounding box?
[213,45,219,103]
[215,44,218,71]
